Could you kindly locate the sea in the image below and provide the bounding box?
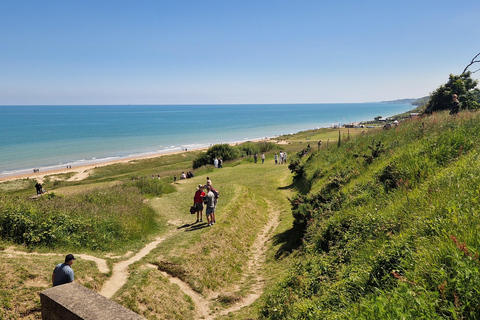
[0,103,413,178]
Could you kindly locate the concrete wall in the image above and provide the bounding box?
[40,283,145,320]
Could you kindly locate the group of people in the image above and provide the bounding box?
[253,153,265,164]
[174,171,194,182]
[213,158,223,168]
[193,177,219,227]
[180,171,195,179]
[274,151,287,165]
[35,181,45,195]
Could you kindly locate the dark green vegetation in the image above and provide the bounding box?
[0,185,160,250]
[261,110,480,319]
[192,141,278,168]
[425,72,480,113]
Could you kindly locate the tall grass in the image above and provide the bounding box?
[0,185,159,250]
[261,111,480,319]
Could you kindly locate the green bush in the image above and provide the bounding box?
[0,185,158,250]
[192,144,241,168]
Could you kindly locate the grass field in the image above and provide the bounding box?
[1,131,333,319]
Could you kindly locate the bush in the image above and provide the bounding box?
[192,144,241,168]
[0,185,158,250]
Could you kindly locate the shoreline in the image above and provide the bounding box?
[0,137,276,183]
[0,148,204,183]
[0,104,416,183]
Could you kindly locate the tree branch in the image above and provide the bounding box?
[462,52,480,74]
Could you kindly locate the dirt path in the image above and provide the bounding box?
[99,236,166,298]
[2,182,285,319]
[146,199,280,320]
[214,201,280,318]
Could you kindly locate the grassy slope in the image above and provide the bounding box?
[113,160,297,319]
[261,111,480,319]
[0,125,388,319]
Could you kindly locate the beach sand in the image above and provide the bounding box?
[0,149,197,184]
[0,138,277,184]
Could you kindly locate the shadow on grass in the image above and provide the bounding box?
[177,222,210,231]
[278,175,309,195]
[272,224,304,259]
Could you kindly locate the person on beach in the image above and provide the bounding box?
[274,153,278,165]
[450,94,461,115]
[262,153,265,164]
[193,184,206,223]
[52,254,76,287]
[254,153,258,163]
[205,185,216,226]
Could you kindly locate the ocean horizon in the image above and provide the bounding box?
[0,103,413,177]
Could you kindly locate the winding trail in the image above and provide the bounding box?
[99,236,166,298]
[1,199,282,319]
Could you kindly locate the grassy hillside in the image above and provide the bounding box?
[260,111,480,319]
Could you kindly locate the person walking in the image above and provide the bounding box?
[254,153,258,163]
[262,153,265,164]
[206,177,212,187]
[205,185,216,226]
[52,254,76,286]
[193,185,206,223]
[274,153,278,165]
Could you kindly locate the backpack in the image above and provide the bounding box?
[211,188,219,200]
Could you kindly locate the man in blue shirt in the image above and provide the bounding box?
[52,254,76,286]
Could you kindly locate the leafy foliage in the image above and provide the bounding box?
[192,143,241,168]
[0,185,158,250]
[425,72,479,113]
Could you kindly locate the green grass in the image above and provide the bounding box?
[260,111,480,319]
[6,110,479,320]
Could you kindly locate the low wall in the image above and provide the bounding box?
[40,283,145,320]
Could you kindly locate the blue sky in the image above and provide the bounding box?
[1,0,479,105]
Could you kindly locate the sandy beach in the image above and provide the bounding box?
[0,137,280,184]
[0,148,199,184]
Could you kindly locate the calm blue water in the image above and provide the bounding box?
[0,103,412,177]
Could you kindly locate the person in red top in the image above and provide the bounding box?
[193,184,206,223]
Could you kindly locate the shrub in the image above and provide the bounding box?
[0,185,158,250]
[192,144,241,168]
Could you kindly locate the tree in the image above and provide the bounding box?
[424,72,479,113]
[461,52,480,75]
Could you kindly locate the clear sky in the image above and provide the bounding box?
[1,0,479,105]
